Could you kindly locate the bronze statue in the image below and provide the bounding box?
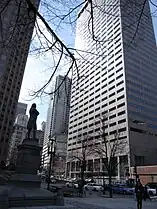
[26,103,39,139]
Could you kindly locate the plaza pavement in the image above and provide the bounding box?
[10,197,157,209]
[65,196,157,209]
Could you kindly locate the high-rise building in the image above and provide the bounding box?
[16,102,27,116]
[42,75,71,169]
[67,0,157,179]
[37,129,45,148]
[7,114,28,165]
[41,121,46,133]
[0,0,40,163]
[41,98,53,168]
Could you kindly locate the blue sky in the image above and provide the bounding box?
[19,2,157,129]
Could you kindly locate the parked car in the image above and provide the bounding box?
[66,181,73,188]
[123,186,135,195]
[74,183,79,188]
[145,186,156,196]
[112,184,125,194]
[146,183,157,195]
[84,183,103,191]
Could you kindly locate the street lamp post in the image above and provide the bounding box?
[131,119,146,183]
[47,136,56,190]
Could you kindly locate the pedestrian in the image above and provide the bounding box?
[135,179,144,209]
[143,185,151,201]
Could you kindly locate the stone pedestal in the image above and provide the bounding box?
[10,138,41,188]
[0,138,64,208]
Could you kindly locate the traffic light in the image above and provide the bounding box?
[134,165,137,174]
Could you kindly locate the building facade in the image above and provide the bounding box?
[42,75,71,171]
[7,114,28,165]
[67,0,157,180]
[0,0,40,163]
[37,129,45,148]
[16,102,27,116]
[41,121,46,133]
[41,98,53,168]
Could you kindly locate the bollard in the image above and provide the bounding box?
[0,189,9,209]
[55,187,64,206]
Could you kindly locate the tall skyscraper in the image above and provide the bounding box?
[67,0,157,179]
[41,121,46,133]
[0,0,39,163]
[7,114,28,165]
[36,129,45,148]
[16,102,27,116]
[42,75,71,169]
[41,98,53,168]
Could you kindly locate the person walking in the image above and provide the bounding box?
[135,179,144,209]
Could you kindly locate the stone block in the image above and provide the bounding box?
[0,189,9,209]
[16,139,41,175]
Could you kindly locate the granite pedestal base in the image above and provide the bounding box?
[0,138,64,208]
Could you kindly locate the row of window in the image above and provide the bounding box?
[69,110,126,135]
[70,94,125,121]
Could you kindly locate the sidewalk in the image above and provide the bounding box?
[65,196,157,209]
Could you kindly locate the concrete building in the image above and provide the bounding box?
[42,75,71,172]
[0,0,40,163]
[7,114,28,165]
[37,121,46,148]
[41,98,53,168]
[41,121,46,133]
[37,129,45,148]
[130,165,157,185]
[67,0,157,180]
[16,102,27,116]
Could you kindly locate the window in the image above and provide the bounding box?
[109,122,116,127]
[110,130,117,135]
[117,102,125,108]
[116,60,122,67]
[102,103,107,108]
[109,85,115,91]
[109,79,115,84]
[95,100,100,105]
[102,110,108,115]
[102,96,107,101]
[117,80,124,86]
[108,73,114,78]
[95,107,100,111]
[89,110,94,114]
[109,99,115,104]
[109,107,116,112]
[117,95,125,101]
[109,92,115,97]
[116,74,123,80]
[117,87,124,93]
[109,114,116,119]
[118,119,126,124]
[118,127,126,132]
[118,110,125,116]
[116,67,123,73]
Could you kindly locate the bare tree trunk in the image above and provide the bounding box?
[103,174,106,194]
[80,160,85,197]
[109,174,113,198]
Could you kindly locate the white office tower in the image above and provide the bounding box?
[67,0,157,180]
[41,99,53,168]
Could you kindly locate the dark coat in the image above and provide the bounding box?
[27,107,39,129]
[135,184,144,194]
